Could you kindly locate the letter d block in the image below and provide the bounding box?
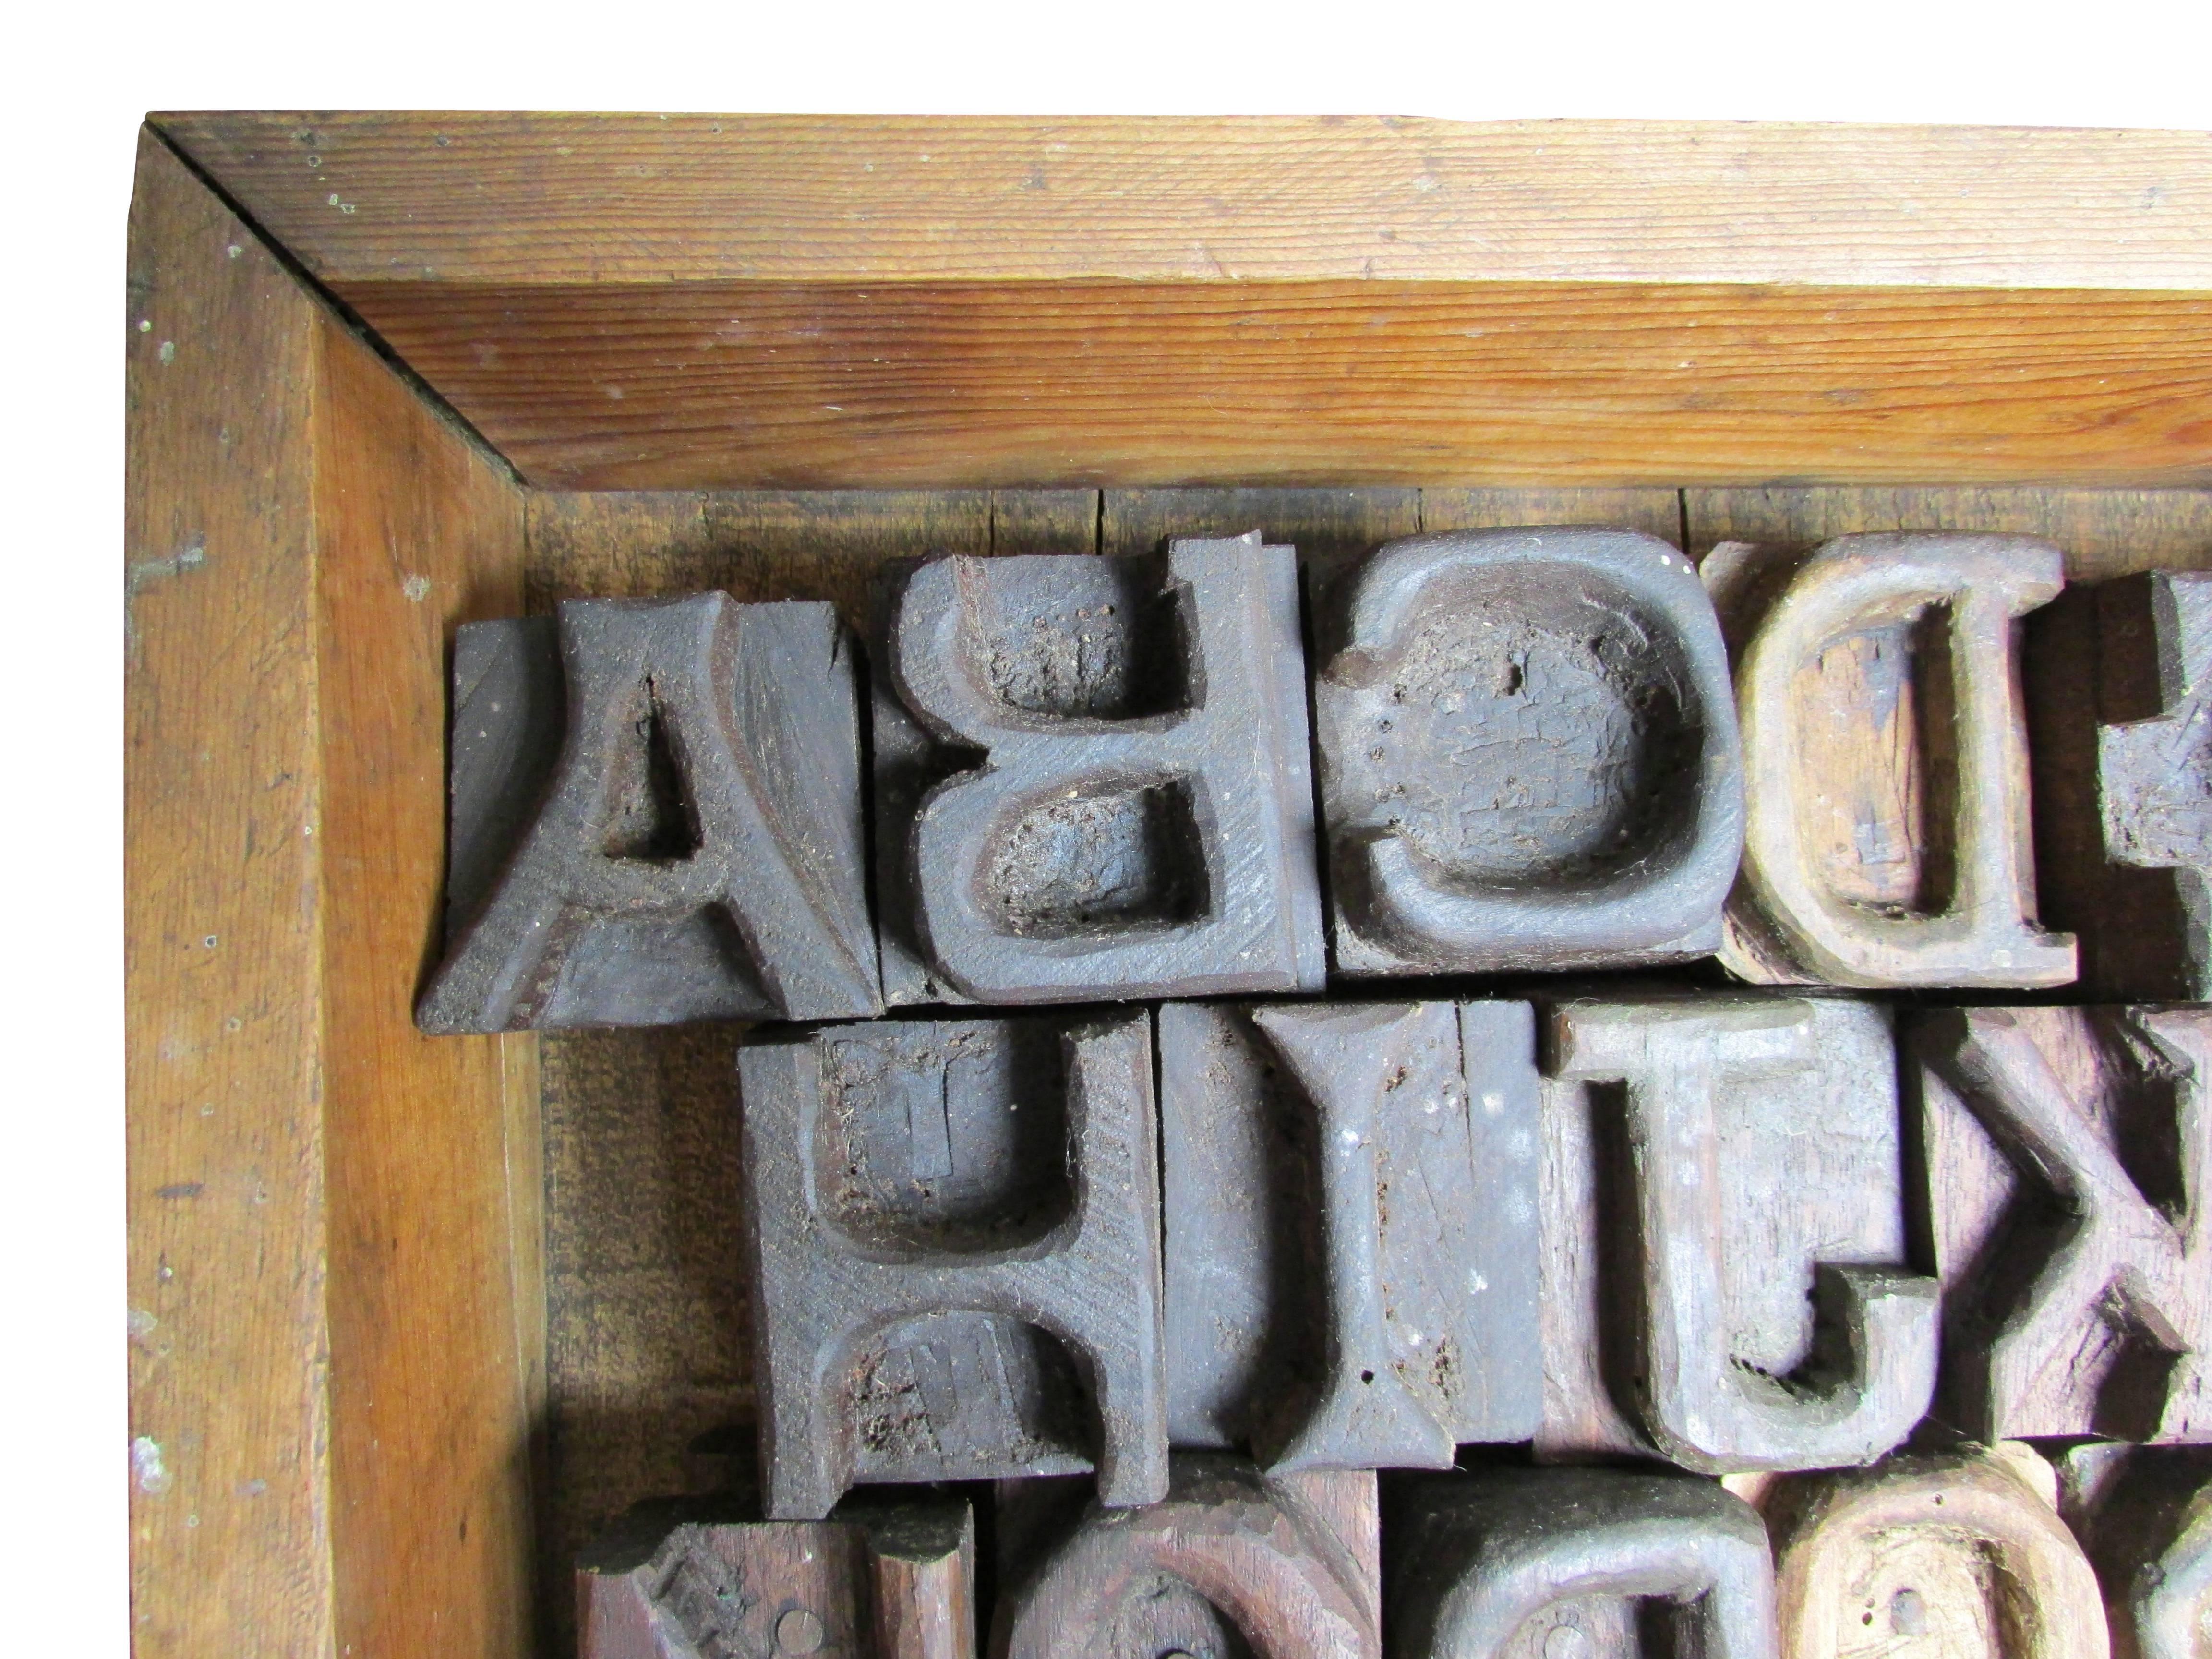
[884,537,1326,1004]
[739,1013,1167,1519]
[1389,1469,1777,1659]
[1708,531,2076,989]
[418,594,879,1030]
[1315,527,1743,976]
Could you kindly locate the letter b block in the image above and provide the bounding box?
[879,536,1326,1004]
[738,1013,1167,1519]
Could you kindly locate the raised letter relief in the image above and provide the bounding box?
[1707,531,2076,988]
[419,595,879,1030]
[2033,570,2212,1002]
[1762,1451,2109,1659]
[879,536,1325,1004]
[1160,1000,1542,1470]
[1314,527,1743,976]
[993,1456,1380,1659]
[2064,1445,2212,1659]
[738,1013,1166,1518]
[1389,1468,1778,1659]
[1540,995,1937,1471]
[1915,1004,2211,1443]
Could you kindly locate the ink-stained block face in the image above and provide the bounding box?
[1313,527,1743,976]
[1914,1004,2212,1445]
[420,594,880,1030]
[740,1012,1166,1520]
[1160,1000,1542,1470]
[1387,1468,1778,1659]
[1538,993,1936,1473]
[873,536,1326,1006]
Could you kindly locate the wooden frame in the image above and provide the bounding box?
[125,113,2212,1659]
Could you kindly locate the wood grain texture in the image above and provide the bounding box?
[150,114,2212,290]
[128,126,538,1659]
[286,278,2212,491]
[127,124,335,1659]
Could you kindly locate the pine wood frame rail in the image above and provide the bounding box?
[125,113,2212,1659]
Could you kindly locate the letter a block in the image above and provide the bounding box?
[992,1455,1381,1659]
[1538,995,1937,1471]
[1913,1004,2212,1443]
[1388,1468,1778,1659]
[1706,532,2076,989]
[738,1012,1167,1518]
[876,536,1326,1005]
[1763,1452,2108,1659]
[1313,527,1744,976]
[577,1493,974,1659]
[2064,1446,2212,1659]
[419,595,880,1030]
[1160,1000,1542,1470]
[2033,570,2212,1001]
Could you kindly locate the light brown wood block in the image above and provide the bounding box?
[128,127,539,1659]
[1913,1005,2212,1444]
[992,1457,1381,1659]
[1760,1451,2110,1659]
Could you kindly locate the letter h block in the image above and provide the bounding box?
[739,1012,1168,1519]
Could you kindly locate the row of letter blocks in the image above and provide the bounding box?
[419,528,2212,1032]
[580,1447,2209,1658]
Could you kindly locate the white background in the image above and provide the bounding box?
[2,0,2206,1646]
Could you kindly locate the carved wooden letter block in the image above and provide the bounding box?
[1389,1468,1778,1659]
[2032,571,2212,1001]
[1706,532,2076,988]
[1539,995,1937,1471]
[1313,527,1744,976]
[418,595,880,1031]
[1160,1000,1542,1470]
[878,536,1326,1004]
[738,1012,1167,1519]
[992,1455,1381,1659]
[1914,1004,2211,1443]
[1764,1453,2109,1659]
[2064,1446,2212,1659]
[578,1494,974,1659]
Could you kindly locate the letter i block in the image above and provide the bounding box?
[1912,1004,2212,1443]
[2032,570,2212,1001]
[738,1012,1167,1519]
[992,1455,1381,1659]
[1388,1468,1777,1659]
[1705,531,2077,989]
[577,1493,974,1659]
[1537,994,1937,1471]
[1160,1000,1543,1470]
[1760,1451,2108,1659]
[1312,527,1744,976]
[418,594,880,1030]
[874,536,1326,1005]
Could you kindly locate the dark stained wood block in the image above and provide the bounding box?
[991,1455,1380,1659]
[874,536,1326,1005]
[1312,527,1743,977]
[1705,531,2078,989]
[2032,571,2212,1002]
[1912,1004,2212,1443]
[738,1012,1166,1518]
[1388,1467,1777,1659]
[1757,1451,2108,1659]
[1537,993,1936,1472]
[1159,1000,1542,1467]
[2059,1444,2212,1659]
[577,1492,974,1659]
[420,595,880,1030]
